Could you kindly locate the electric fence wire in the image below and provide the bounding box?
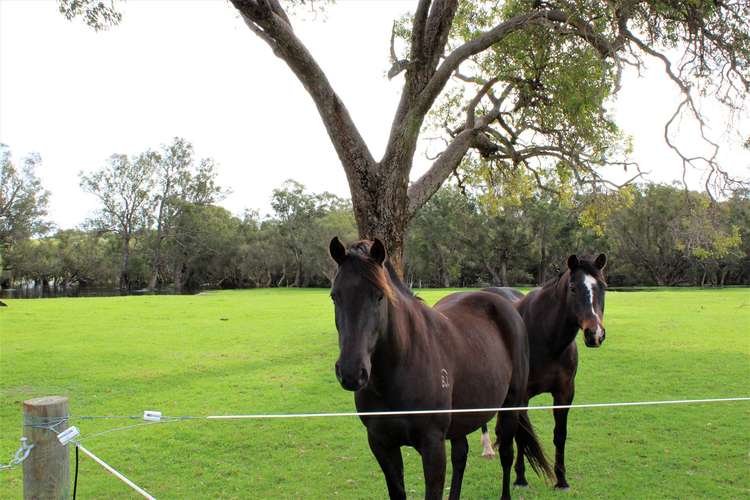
[3,395,748,500]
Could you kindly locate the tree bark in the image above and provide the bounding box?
[277,265,286,288]
[148,235,162,290]
[120,234,130,291]
[293,254,302,287]
[538,222,547,285]
[485,261,502,285]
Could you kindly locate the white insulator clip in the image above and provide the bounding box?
[143,410,162,422]
[58,426,80,446]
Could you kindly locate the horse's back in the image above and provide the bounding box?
[434,293,528,388]
[435,291,525,349]
[483,286,525,303]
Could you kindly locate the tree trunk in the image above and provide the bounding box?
[147,270,158,290]
[293,252,302,287]
[232,1,483,276]
[538,223,548,285]
[277,265,286,288]
[348,162,410,274]
[120,235,131,292]
[148,226,164,290]
[148,259,159,290]
[500,260,507,287]
[441,253,451,288]
[174,263,183,293]
[484,262,502,285]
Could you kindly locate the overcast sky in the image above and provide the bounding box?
[1,0,748,230]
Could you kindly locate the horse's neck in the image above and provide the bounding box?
[386,297,422,355]
[372,297,427,372]
[532,285,579,357]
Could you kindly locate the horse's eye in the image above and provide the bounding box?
[569,284,576,292]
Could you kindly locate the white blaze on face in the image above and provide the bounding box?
[583,275,605,340]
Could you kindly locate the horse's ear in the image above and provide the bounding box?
[370,238,386,265]
[595,253,607,270]
[567,254,579,271]
[329,237,346,265]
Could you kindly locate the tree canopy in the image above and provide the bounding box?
[54,0,750,268]
[0,145,51,249]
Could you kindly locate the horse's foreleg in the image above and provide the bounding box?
[418,435,447,500]
[552,386,575,490]
[496,412,519,500]
[513,413,528,487]
[448,436,469,500]
[367,433,406,500]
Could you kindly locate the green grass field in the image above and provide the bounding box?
[1,288,748,499]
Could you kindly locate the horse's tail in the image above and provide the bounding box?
[516,410,553,480]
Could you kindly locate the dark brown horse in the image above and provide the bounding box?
[329,237,551,499]
[480,253,607,490]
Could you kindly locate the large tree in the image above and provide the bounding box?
[270,180,352,286]
[0,145,51,249]
[80,152,158,290]
[62,0,749,270]
[147,137,224,290]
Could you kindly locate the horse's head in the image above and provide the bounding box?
[329,237,393,391]
[566,253,608,348]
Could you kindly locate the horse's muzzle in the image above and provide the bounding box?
[335,362,369,391]
[583,328,605,348]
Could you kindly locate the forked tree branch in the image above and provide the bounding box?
[407,80,506,216]
[230,1,376,184]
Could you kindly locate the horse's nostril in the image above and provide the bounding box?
[359,367,368,383]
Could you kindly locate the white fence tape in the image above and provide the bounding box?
[76,444,156,500]
[203,396,750,420]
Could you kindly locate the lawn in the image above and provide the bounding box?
[1,288,748,499]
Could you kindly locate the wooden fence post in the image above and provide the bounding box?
[23,396,70,499]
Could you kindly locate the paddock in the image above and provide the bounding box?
[1,288,748,498]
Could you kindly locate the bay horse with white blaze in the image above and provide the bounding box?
[478,253,608,490]
[329,237,552,499]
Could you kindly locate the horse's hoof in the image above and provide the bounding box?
[514,481,529,489]
[555,485,570,492]
[480,451,496,459]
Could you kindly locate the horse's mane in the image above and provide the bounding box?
[345,240,420,305]
[539,257,606,295]
[345,241,445,357]
[384,261,422,301]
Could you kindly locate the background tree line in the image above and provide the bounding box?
[1,140,748,293]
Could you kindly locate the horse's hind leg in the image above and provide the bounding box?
[448,436,469,500]
[552,384,575,490]
[496,411,519,500]
[480,422,495,458]
[367,433,406,499]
